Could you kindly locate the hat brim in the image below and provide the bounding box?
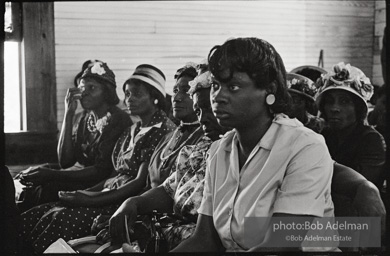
[290,65,327,75]
[288,89,315,102]
[128,75,166,98]
[316,86,368,113]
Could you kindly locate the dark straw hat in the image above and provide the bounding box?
[74,59,103,87]
[290,65,327,84]
[287,73,317,102]
[80,62,120,105]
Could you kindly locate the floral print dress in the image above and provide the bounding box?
[160,135,213,249]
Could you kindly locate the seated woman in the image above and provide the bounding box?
[103,66,230,251]
[315,62,386,188]
[16,61,132,212]
[146,63,204,189]
[368,84,386,139]
[286,72,324,133]
[90,65,386,253]
[286,71,386,227]
[171,37,335,252]
[18,64,176,254]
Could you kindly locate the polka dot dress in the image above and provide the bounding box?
[19,110,176,253]
[20,201,119,253]
[106,110,176,189]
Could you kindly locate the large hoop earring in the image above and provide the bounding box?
[266,94,275,106]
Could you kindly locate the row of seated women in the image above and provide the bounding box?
[12,37,386,254]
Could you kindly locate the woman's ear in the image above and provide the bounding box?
[266,81,277,95]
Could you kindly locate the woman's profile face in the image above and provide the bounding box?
[172,75,196,122]
[323,90,357,130]
[124,81,154,116]
[210,71,269,129]
[193,89,229,141]
[79,78,106,110]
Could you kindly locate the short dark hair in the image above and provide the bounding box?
[174,65,198,81]
[122,79,166,111]
[207,37,291,114]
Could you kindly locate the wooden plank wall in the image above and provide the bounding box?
[23,2,57,132]
[372,0,386,86]
[54,1,377,131]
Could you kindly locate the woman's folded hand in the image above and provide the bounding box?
[91,214,111,235]
[58,190,93,207]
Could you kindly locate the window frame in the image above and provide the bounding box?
[4,2,58,165]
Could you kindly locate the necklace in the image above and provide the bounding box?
[86,112,112,133]
[180,120,199,126]
[160,126,202,162]
[87,114,98,133]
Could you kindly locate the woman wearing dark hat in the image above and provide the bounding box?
[286,73,324,133]
[316,62,386,187]
[19,64,176,253]
[290,65,327,84]
[17,62,131,212]
[73,59,103,87]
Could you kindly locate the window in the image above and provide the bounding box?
[4,2,24,132]
[4,41,24,132]
[5,2,58,165]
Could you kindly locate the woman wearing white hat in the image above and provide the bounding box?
[19,64,176,254]
[316,62,386,187]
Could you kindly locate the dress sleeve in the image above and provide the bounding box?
[197,142,219,216]
[353,129,386,184]
[94,109,132,177]
[273,134,334,217]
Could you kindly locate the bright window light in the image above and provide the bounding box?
[4,41,22,132]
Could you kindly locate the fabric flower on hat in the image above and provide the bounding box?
[316,62,373,103]
[91,62,106,75]
[287,78,299,88]
[287,73,317,100]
